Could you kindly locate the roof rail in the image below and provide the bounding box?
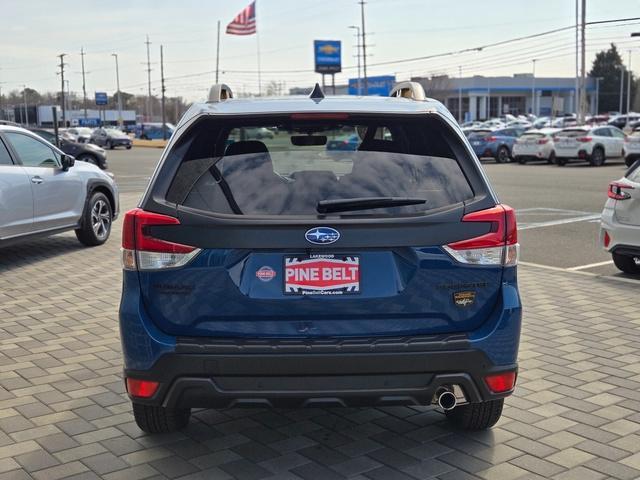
[207,84,233,103]
[389,81,426,101]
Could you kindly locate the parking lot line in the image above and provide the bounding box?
[566,260,614,271]
[518,213,601,230]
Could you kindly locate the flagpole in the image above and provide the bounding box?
[215,20,221,84]
[256,2,262,96]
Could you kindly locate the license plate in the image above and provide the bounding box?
[472,141,481,146]
[284,254,360,296]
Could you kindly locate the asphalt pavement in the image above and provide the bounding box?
[107,147,638,282]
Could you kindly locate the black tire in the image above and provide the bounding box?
[517,156,527,165]
[548,151,556,164]
[126,145,132,149]
[556,157,568,166]
[626,157,637,167]
[589,147,605,166]
[75,192,112,246]
[445,399,504,430]
[106,140,114,150]
[77,153,99,166]
[496,146,510,163]
[612,252,640,275]
[132,403,191,433]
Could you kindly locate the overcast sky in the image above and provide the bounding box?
[1,0,639,101]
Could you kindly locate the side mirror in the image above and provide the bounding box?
[61,154,75,171]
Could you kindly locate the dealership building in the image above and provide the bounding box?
[412,74,597,120]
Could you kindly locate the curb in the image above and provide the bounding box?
[132,139,168,148]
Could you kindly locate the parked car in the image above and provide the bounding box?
[468,127,525,163]
[624,126,640,167]
[29,128,108,169]
[65,127,94,143]
[119,82,521,433]
[460,121,483,128]
[135,122,175,140]
[506,120,532,129]
[512,128,560,164]
[608,113,640,130]
[480,119,506,129]
[554,126,626,166]
[90,127,132,149]
[0,125,118,247]
[326,134,359,151]
[600,162,640,274]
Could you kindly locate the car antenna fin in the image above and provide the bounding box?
[309,83,325,100]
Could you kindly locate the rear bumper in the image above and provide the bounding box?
[124,343,517,409]
[600,209,640,252]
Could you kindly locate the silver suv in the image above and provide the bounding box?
[0,125,119,247]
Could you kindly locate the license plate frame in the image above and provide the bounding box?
[284,254,360,296]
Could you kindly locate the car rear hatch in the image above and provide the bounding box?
[610,168,640,226]
[126,113,517,338]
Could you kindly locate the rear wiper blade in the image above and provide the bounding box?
[316,197,426,214]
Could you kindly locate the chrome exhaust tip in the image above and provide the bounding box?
[437,390,457,411]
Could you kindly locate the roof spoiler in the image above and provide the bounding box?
[207,84,233,103]
[389,81,426,101]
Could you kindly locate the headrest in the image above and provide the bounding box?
[225,140,269,157]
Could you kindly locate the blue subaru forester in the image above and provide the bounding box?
[119,82,521,433]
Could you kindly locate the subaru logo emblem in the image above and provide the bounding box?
[305,227,340,245]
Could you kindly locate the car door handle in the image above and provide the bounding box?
[31,176,43,184]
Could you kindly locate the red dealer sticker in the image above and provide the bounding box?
[284,255,360,295]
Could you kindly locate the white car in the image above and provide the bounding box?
[600,163,640,274]
[624,126,640,167]
[66,127,94,143]
[554,126,626,166]
[506,120,532,129]
[512,128,560,164]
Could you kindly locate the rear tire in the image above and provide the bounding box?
[107,140,114,150]
[496,146,510,163]
[517,156,527,165]
[589,147,605,166]
[445,399,504,430]
[548,151,556,164]
[132,403,191,433]
[626,157,637,167]
[612,252,640,275]
[556,157,568,166]
[75,192,112,246]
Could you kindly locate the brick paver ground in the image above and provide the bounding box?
[1,193,639,479]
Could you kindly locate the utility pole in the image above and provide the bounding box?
[531,59,536,116]
[458,66,462,123]
[359,0,368,95]
[618,65,625,113]
[112,53,123,128]
[145,35,153,121]
[58,53,67,126]
[80,47,88,119]
[160,45,167,140]
[626,50,632,127]
[349,25,361,95]
[575,0,579,116]
[215,21,221,84]
[595,77,601,115]
[579,0,586,123]
[22,85,28,126]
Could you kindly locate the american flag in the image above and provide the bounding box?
[226,1,257,35]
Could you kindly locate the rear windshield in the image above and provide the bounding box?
[557,129,588,137]
[167,115,475,218]
[467,130,492,139]
[519,132,544,139]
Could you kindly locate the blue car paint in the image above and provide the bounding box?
[120,248,521,370]
[469,129,522,159]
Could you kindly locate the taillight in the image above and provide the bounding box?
[577,136,592,143]
[485,371,517,393]
[121,208,200,271]
[485,136,497,142]
[537,138,549,144]
[126,378,160,398]
[442,205,519,266]
[603,231,611,248]
[608,182,634,200]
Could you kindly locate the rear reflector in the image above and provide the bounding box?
[537,138,549,144]
[443,205,519,266]
[121,208,200,271]
[485,371,517,393]
[126,378,160,398]
[608,182,634,200]
[577,136,592,143]
[603,230,611,248]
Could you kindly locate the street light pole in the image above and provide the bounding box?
[618,65,625,114]
[348,25,361,95]
[595,77,602,115]
[112,53,123,128]
[531,59,536,116]
[626,50,632,128]
[359,0,368,95]
[458,66,462,123]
